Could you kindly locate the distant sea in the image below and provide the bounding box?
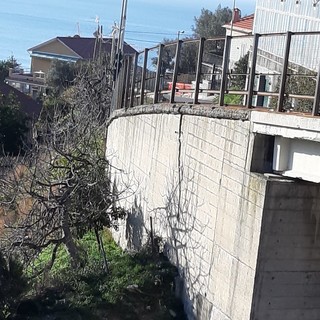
[0,0,123,69]
[0,0,255,70]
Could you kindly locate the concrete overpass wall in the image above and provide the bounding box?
[106,105,267,320]
[251,180,320,320]
[106,105,320,320]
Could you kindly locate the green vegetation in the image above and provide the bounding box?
[0,92,28,155]
[232,52,249,90]
[224,94,243,105]
[5,231,185,319]
[269,67,316,112]
[192,5,232,39]
[0,57,19,83]
[0,55,186,319]
[0,253,27,319]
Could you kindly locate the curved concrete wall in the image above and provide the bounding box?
[106,105,320,320]
[106,105,268,320]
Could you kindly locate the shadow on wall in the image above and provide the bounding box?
[160,168,212,320]
[125,196,145,250]
[123,166,213,319]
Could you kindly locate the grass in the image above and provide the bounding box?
[17,230,186,320]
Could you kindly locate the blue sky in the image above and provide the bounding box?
[0,0,256,67]
[123,1,256,49]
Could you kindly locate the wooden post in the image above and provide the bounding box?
[193,38,205,105]
[154,44,164,104]
[170,40,182,103]
[219,36,232,106]
[246,34,260,108]
[277,31,292,112]
[140,48,149,105]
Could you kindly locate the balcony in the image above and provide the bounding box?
[5,68,47,98]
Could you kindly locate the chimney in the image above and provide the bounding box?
[232,8,241,23]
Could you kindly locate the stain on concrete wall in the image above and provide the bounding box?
[106,106,268,320]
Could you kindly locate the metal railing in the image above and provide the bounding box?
[114,31,320,116]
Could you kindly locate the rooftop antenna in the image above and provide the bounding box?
[77,22,81,36]
[93,15,101,59]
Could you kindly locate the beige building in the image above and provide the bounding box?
[6,36,137,99]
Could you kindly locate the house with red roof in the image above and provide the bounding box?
[223,9,254,68]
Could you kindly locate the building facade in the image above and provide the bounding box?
[6,36,137,99]
[254,0,320,71]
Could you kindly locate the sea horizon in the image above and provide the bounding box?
[0,0,255,69]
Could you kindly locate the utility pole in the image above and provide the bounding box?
[110,23,119,70]
[115,0,128,80]
[177,30,185,41]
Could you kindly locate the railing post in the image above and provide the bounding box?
[277,31,292,112]
[219,36,232,106]
[123,56,132,109]
[130,52,139,108]
[170,40,182,104]
[154,44,164,104]
[246,33,260,108]
[193,38,205,105]
[140,48,149,105]
[210,64,216,90]
[312,63,320,116]
[119,57,129,109]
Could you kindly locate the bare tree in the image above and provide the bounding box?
[0,54,126,271]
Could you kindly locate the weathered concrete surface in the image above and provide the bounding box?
[106,105,266,320]
[251,179,320,320]
[106,104,320,320]
[251,111,320,183]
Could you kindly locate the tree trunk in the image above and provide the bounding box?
[62,210,81,268]
[95,228,109,273]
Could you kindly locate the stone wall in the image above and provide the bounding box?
[106,105,269,319]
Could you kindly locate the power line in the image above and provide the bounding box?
[126,30,193,37]
[125,37,160,44]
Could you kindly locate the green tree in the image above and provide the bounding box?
[232,52,249,90]
[0,57,19,83]
[152,38,198,75]
[269,66,316,112]
[193,5,232,55]
[46,60,78,95]
[0,92,28,155]
[0,55,125,270]
[193,5,232,38]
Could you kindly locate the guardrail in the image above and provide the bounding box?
[113,31,320,116]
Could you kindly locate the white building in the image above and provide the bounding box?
[254,0,320,72]
[223,10,254,68]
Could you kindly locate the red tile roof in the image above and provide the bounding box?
[225,14,254,32]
